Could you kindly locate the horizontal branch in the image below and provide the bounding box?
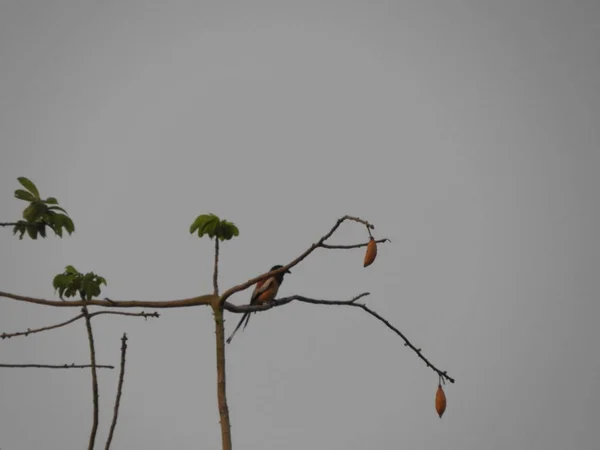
[2,310,159,339]
[0,363,114,369]
[0,291,217,309]
[320,238,391,249]
[0,222,20,227]
[222,292,369,313]
[224,293,454,384]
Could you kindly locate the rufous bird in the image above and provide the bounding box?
[226,265,291,344]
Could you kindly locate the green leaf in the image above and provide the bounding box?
[22,201,47,222]
[50,215,64,237]
[26,226,38,240]
[81,279,92,300]
[189,220,200,234]
[65,265,79,275]
[38,224,47,238]
[52,267,106,301]
[201,217,218,238]
[12,222,27,240]
[53,274,74,292]
[63,216,75,234]
[190,213,239,241]
[48,205,67,213]
[44,197,59,204]
[14,189,36,202]
[17,177,40,199]
[64,285,78,299]
[218,221,239,241]
[23,203,38,221]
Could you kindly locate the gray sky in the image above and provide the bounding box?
[1,1,599,449]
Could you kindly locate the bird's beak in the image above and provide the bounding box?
[286,269,292,274]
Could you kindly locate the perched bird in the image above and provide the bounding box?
[226,265,291,344]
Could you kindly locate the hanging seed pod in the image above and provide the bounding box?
[363,238,377,267]
[435,384,447,418]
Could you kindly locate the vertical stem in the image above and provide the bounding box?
[212,301,232,450]
[82,305,99,450]
[105,333,128,450]
[213,238,220,295]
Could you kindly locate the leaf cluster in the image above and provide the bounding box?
[12,177,75,239]
[189,213,239,241]
[53,265,107,301]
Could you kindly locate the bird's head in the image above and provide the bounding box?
[270,264,291,281]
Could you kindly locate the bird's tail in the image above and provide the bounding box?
[226,312,251,344]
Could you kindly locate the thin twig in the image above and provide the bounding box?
[105,334,128,450]
[223,293,454,384]
[82,305,100,450]
[213,238,220,295]
[1,311,159,339]
[320,238,391,249]
[0,363,114,369]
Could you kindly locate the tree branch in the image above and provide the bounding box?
[0,363,114,369]
[82,306,100,450]
[213,238,220,295]
[105,333,128,450]
[219,216,387,305]
[223,293,454,384]
[1,311,159,340]
[321,238,391,249]
[0,291,217,309]
[0,216,387,311]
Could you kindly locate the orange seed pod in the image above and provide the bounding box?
[363,238,377,267]
[435,384,447,418]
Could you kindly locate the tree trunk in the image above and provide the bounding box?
[212,301,232,450]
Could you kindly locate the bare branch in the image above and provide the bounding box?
[0,291,217,309]
[1,311,159,340]
[321,238,391,249]
[0,222,20,227]
[224,293,454,384]
[219,216,388,304]
[0,363,114,369]
[105,334,128,450]
[82,306,100,450]
[213,238,220,295]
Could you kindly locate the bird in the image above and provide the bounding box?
[226,265,291,344]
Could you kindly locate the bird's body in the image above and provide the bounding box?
[226,265,291,344]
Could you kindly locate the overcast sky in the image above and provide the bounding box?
[1,1,599,449]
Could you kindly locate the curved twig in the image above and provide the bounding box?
[223,293,454,384]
